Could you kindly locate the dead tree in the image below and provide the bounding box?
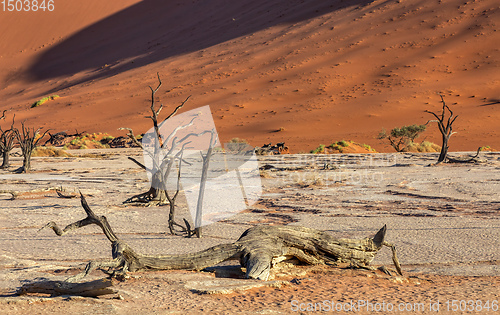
[425,95,458,163]
[0,111,16,169]
[38,194,402,286]
[120,73,215,234]
[191,128,217,238]
[12,121,49,173]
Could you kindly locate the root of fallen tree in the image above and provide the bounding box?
[28,194,402,296]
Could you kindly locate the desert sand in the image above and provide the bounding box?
[0,0,499,153]
[0,150,499,314]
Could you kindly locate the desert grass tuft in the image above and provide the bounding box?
[62,132,112,149]
[32,146,73,157]
[310,144,326,154]
[406,141,441,152]
[31,95,60,108]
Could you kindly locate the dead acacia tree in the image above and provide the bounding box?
[37,193,402,290]
[190,128,217,238]
[12,120,49,173]
[425,95,458,163]
[0,111,16,169]
[120,73,215,235]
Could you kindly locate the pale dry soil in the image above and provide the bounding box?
[0,149,499,314]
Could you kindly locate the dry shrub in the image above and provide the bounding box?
[260,170,274,178]
[32,146,74,157]
[480,146,496,152]
[406,141,441,153]
[311,141,376,154]
[62,133,112,149]
[293,172,325,187]
[31,95,60,108]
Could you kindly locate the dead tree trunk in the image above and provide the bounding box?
[0,111,15,169]
[119,73,192,235]
[425,95,458,163]
[192,128,217,238]
[40,194,402,283]
[120,73,215,235]
[12,121,49,173]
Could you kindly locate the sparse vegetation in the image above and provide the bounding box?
[32,146,74,157]
[61,133,112,149]
[293,172,325,187]
[337,140,349,147]
[363,144,374,151]
[31,95,60,108]
[311,140,376,154]
[378,124,427,152]
[406,141,441,153]
[310,144,326,154]
[480,145,496,151]
[225,137,252,153]
[229,137,248,144]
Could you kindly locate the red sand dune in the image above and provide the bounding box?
[0,0,498,152]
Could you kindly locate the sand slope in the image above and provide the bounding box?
[0,0,498,152]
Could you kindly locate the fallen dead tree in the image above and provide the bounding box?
[37,194,402,281]
[43,130,85,147]
[255,142,289,155]
[445,147,486,164]
[17,278,115,297]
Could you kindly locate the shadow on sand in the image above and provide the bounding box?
[26,0,374,91]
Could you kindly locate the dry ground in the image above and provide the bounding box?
[0,149,499,314]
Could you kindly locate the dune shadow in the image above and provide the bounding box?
[27,0,374,91]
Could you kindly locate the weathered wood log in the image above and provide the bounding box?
[446,147,486,163]
[40,194,402,283]
[17,278,116,297]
